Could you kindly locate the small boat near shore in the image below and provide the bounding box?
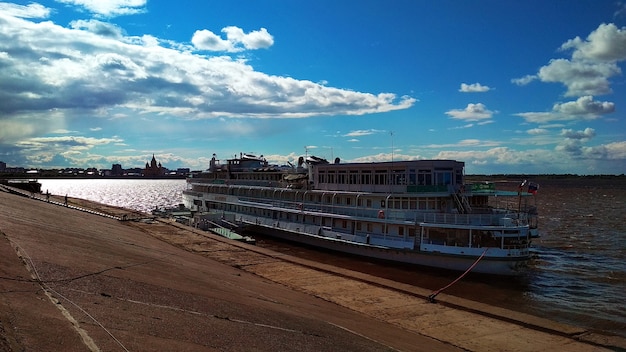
[182,152,539,275]
[0,179,42,193]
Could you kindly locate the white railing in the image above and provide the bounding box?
[227,212,416,250]
[417,212,530,227]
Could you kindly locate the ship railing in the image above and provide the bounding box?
[235,196,530,227]
[416,212,530,227]
[232,212,415,250]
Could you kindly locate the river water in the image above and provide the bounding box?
[38,177,626,338]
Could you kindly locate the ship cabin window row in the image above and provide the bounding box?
[235,172,282,181]
[197,182,447,213]
[316,166,463,187]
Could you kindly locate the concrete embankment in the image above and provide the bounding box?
[0,188,624,351]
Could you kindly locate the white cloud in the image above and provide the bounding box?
[445,103,494,120]
[616,3,626,18]
[459,82,491,93]
[224,26,274,50]
[515,23,626,97]
[350,152,422,163]
[249,141,626,174]
[56,0,147,17]
[511,74,537,86]
[191,29,233,52]
[69,19,124,38]
[192,26,274,52]
[515,96,614,124]
[450,123,474,129]
[14,135,125,166]
[0,11,415,168]
[552,96,614,116]
[0,13,414,122]
[560,23,626,62]
[0,2,50,18]
[434,147,527,166]
[343,129,385,137]
[556,127,596,157]
[560,127,595,140]
[600,141,626,159]
[537,58,620,96]
[527,128,548,135]
[424,139,500,149]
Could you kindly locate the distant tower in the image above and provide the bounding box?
[144,154,163,177]
[111,164,123,176]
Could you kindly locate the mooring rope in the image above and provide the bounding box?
[428,248,488,303]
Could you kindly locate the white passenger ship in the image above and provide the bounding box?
[183,153,538,275]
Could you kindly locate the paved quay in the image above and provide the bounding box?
[0,188,624,351]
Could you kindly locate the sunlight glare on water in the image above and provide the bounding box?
[39,178,186,213]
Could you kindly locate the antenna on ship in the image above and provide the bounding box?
[390,131,394,163]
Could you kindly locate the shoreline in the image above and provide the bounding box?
[1,186,625,351]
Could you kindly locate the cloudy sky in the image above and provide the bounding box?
[1,1,625,174]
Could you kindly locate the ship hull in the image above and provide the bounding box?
[242,222,527,276]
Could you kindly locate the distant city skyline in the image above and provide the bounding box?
[1,1,625,174]
[1,154,178,170]
[0,154,191,177]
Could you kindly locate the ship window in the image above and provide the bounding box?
[342,220,347,228]
[346,197,351,205]
[375,170,387,185]
[408,227,416,237]
[367,223,373,232]
[418,170,432,185]
[361,170,371,184]
[349,171,358,184]
[366,199,372,207]
[398,227,404,237]
[327,171,335,184]
[338,172,346,184]
[410,199,417,209]
[392,169,405,185]
[402,198,409,209]
[409,169,416,185]
[380,200,385,208]
[435,168,453,185]
[356,222,362,231]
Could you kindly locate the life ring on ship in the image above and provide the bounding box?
[378,210,385,219]
[297,203,303,211]
[440,200,447,209]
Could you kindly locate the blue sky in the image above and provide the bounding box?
[1,0,625,174]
